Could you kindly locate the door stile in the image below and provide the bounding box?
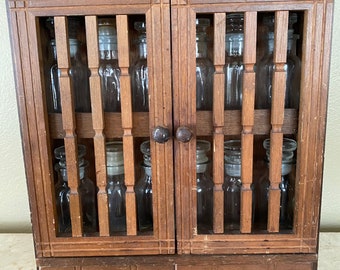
[172,6,197,254]
[85,16,110,237]
[240,11,257,234]
[212,12,226,234]
[147,5,175,251]
[16,10,54,255]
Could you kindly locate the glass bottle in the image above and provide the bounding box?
[196,18,214,111]
[69,38,92,112]
[223,140,242,231]
[47,38,91,113]
[46,39,61,113]
[130,21,149,112]
[255,13,300,109]
[224,13,244,110]
[106,141,126,233]
[98,18,121,112]
[196,140,214,233]
[54,144,98,234]
[135,140,153,231]
[256,138,297,229]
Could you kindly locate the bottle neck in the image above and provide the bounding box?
[226,33,244,57]
[196,40,208,58]
[138,42,147,59]
[100,49,118,60]
[225,163,241,177]
[107,165,124,176]
[142,165,152,177]
[196,164,206,174]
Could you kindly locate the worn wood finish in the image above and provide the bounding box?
[6,0,333,267]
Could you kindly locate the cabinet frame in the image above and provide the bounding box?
[6,0,333,268]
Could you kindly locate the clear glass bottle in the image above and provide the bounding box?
[106,141,126,233]
[46,39,61,113]
[256,138,297,229]
[224,13,244,110]
[47,38,91,113]
[69,39,92,112]
[196,140,214,233]
[255,13,301,109]
[54,144,98,234]
[223,140,242,231]
[130,21,149,112]
[98,18,121,112]
[196,18,214,111]
[135,140,153,231]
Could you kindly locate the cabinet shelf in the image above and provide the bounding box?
[48,109,298,139]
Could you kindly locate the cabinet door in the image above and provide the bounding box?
[171,0,332,254]
[7,0,174,256]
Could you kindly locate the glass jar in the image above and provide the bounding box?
[224,13,244,110]
[196,18,214,111]
[196,140,214,233]
[256,138,297,229]
[130,21,149,112]
[54,144,97,234]
[106,141,126,233]
[255,13,301,109]
[98,18,121,112]
[47,38,91,113]
[223,140,242,231]
[135,140,153,231]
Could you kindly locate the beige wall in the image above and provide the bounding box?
[0,1,339,233]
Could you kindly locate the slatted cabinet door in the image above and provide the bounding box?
[7,0,174,257]
[172,0,332,258]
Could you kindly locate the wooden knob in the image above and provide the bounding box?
[152,126,170,144]
[176,127,193,143]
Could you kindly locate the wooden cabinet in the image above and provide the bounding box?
[6,0,333,269]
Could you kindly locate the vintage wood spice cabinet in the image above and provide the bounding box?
[6,0,333,269]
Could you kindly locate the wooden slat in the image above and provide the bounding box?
[85,16,109,236]
[116,15,137,236]
[54,16,83,237]
[212,13,226,234]
[240,11,257,234]
[267,11,289,233]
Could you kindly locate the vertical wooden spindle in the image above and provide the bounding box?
[240,12,257,234]
[267,11,289,233]
[212,13,226,234]
[116,15,137,236]
[85,16,109,236]
[54,16,83,237]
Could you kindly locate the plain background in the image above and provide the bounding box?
[0,1,339,233]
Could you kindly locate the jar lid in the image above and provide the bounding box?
[54,144,86,168]
[263,138,297,163]
[224,140,241,164]
[106,141,124,166]
[196,140,210,164]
